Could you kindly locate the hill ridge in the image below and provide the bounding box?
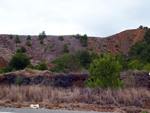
[0,28,148,67]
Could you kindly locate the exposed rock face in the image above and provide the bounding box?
[121,71,150,88]
[0,69,150,88]
[0,69,89,88]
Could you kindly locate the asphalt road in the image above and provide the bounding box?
[0,107,115,113]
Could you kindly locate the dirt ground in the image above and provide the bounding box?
[0,102,149,113]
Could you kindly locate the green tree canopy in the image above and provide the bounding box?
[63,44,69,53]
[87,54,124,89]
[9,53,30,70]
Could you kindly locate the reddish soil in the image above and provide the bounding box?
[0,57,8,68]
[89,29,147,55]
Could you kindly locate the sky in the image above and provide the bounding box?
[0,0,150,37]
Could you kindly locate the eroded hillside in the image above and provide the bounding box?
[0,29,148,67]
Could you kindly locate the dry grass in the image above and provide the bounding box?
[0,86,149,109]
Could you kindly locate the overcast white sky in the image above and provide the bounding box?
[0,0,150,37]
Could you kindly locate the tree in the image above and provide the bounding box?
[27,35,31,40]
[143,64,150,71]
[39,31,46,40]
[128,60,144,70]
[15,35,21,43]
[90,51,99,61]
[9,35,13,39]
[58,36,64,41]
[26,40,32,46]
[144,29,150,43]
[9,53,30,70]
[49,53,81,73]
[20,46,26,53]
[80,34,88,47]
[138,25,144,29]
[87,54,124,89]
[76,50,91,68]
[34,61,48,71]
[63,44,69,53]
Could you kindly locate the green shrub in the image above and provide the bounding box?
[9,53,30,70]
[103,43,107,47]
[26,40,32,46]
[9,35,13,39]
[39,31,46,40]
[16,49,22,53]
[63,44,69,53]
[128,60,144,70]
[58,36,64,41]
[27,35,31,40]
[0,66,12,73]
[75,34,81,39]
[90,51,99,61]
[40,39,44,44]
[86,54,124,89]
[89,47,93,51]
[76,50,91,68]
[20,46,26,53]
[115,44,119,48]
[143,64,150,71]
[144,29,150,43]
[14,76,23,85]
[49,53,81,73]
[15,35,21,43]
[44,47,47,52]
[80,34,88,47]
[34,61,48,71]
[51,48,56,51]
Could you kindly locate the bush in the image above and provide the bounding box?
[14,76,23,85]
[76,50,91,68]
[144,29,150,43]
[0,66,12,73]
[75,34,81,39]
[20,46,26,53]
[115,44,119,48]
[49,53,81,73]
[80,34,88,47]
[86,54,124,89]
[143,64,150,71]
[40,39,44,44]
[34,61,48,71]
[58,36,64,41]
[16,49,22,53]
[39,31,46,40]
[15,35,21,43]
[26,40,32,46]
[9,35,13,39]
[128,60,144,70]
[63,44,69,53]
[103,43,107,47]
[9,53,30,70]
[27,35,31,40]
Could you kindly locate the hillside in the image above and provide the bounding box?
[0,28,147,67]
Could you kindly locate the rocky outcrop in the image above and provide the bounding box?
[0,69,89,88]
[121,71,150,88]
[0,69,149,88]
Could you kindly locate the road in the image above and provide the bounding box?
[0,107,115,113]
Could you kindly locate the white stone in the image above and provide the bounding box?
[30,104,40,109]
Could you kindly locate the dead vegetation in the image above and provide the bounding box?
[0,86,149,112]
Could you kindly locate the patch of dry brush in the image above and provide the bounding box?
[0,86,149,109]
